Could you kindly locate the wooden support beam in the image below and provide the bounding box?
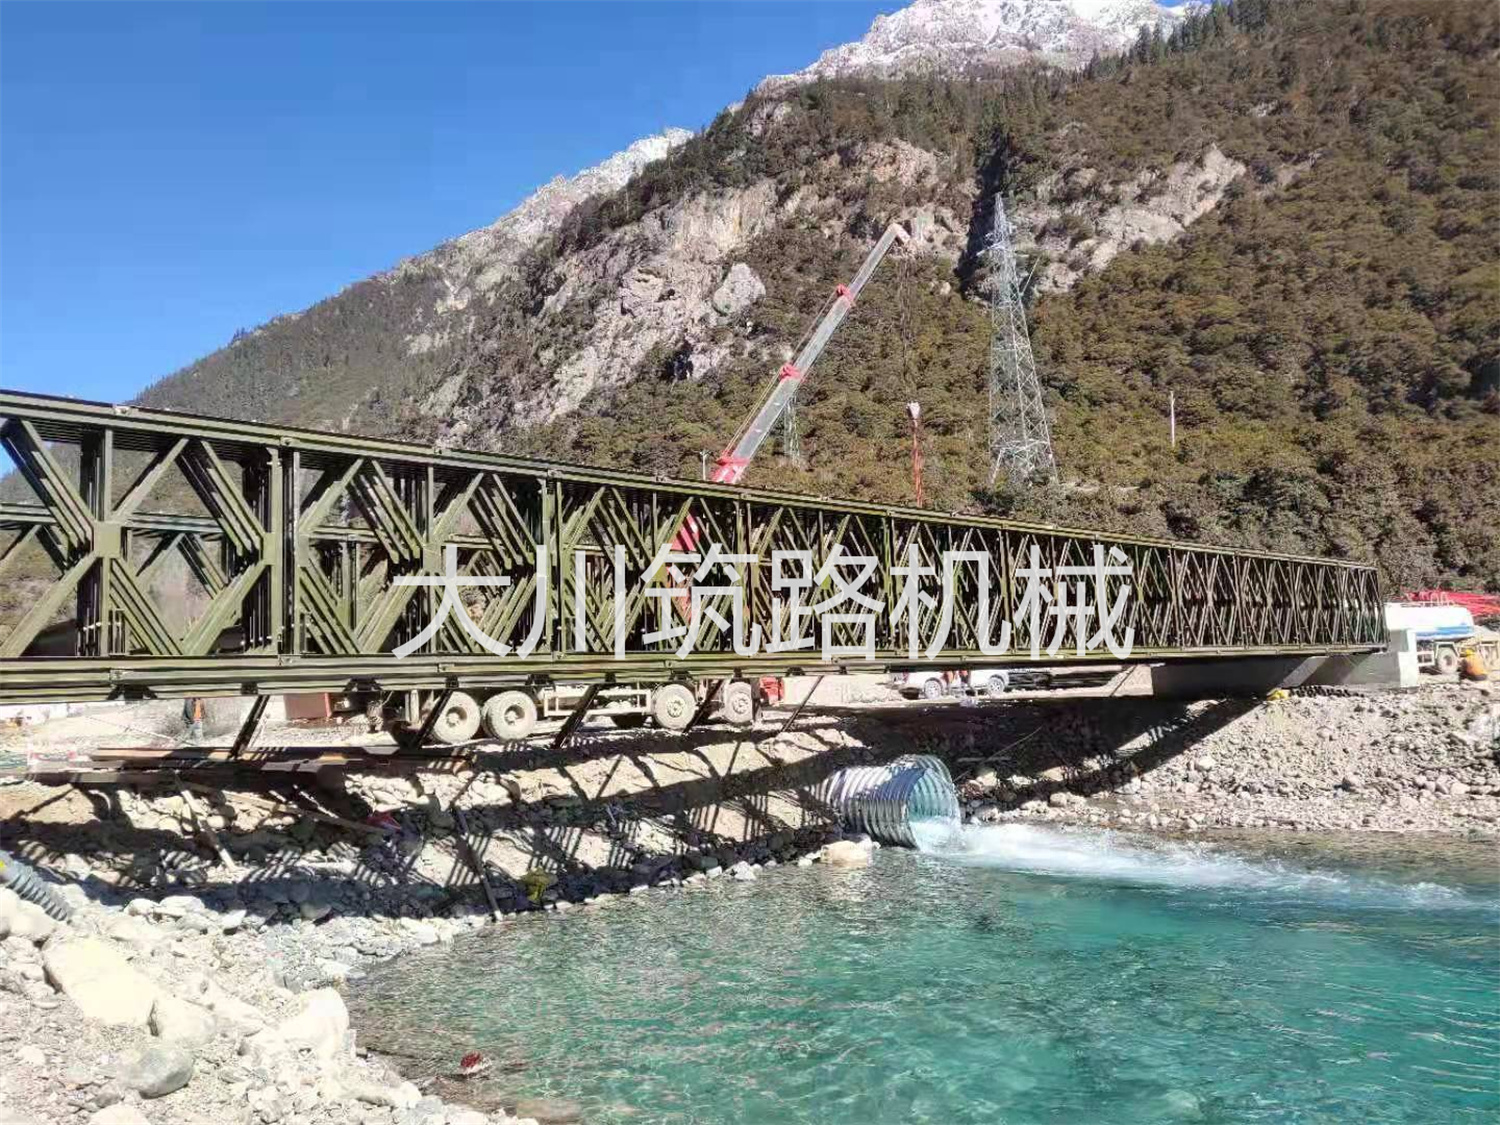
[181,780,395,837]
[178,785,239,872]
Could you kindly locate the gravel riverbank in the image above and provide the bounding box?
[941,681,1500,835]
[0,677,1493,1123]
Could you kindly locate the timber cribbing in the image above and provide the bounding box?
[0,389,1384,704]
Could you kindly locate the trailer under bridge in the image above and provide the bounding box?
[0,390,1385,724]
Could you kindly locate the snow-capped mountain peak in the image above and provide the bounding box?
[761,0,1182,90]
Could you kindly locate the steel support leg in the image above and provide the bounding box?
[774,676,822,738]
[552,684,600,751]
[399,688,453,752]
[231,695,270,758]
[453,805,502,921]
[686,679,723,731]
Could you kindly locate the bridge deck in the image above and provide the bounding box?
[0,390,1384,704]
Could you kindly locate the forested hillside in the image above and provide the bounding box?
[468,0,1495,588]
[129,0,1500,590]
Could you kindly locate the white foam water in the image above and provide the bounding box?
[911,819,1492,912]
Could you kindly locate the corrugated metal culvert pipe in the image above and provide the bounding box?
[0,849,72,921]
[821,755,960,846]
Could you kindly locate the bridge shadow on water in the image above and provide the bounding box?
[0,693,1261,926]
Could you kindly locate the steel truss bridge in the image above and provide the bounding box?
[0,390,1385,709]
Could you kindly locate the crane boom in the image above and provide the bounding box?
[711,221,909,485]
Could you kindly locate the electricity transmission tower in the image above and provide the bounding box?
[985,195,1056,485]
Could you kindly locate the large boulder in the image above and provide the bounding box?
[820,840,874,869]
[113,1043,194,1098]
[710,262,766,317]
[106,915,167,953]
[150,993,217,1047]
[152,895,204,919]
[243,988,348,1062]
[200,980,267,1033]
[344,1080,421,1109]
[0,887,56,944]
[89,1106,151,1125]
[43,938,159,1027]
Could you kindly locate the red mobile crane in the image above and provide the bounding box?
[703,221,911,486]
[669,221,911,714]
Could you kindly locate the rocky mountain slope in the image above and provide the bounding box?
[91,1,1500,595]
[132,0,1162,440]
[132,128,693,434]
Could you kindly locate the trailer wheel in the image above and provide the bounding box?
[652,683,696,732]
[722,680,756,727]
[482,690,538,741]
[425,691,481,744]
[1434,645,1460,676]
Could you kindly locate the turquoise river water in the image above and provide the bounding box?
[350,825,1499,1125]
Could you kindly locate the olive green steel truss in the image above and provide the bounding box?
[0,390,1385,704]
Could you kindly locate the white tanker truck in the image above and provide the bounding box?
[1384,602,1498,675]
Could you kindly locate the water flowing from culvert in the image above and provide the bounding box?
[832,762,1487,913]
[911,820,1497,912]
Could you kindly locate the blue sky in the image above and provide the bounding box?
[1,1,894,403]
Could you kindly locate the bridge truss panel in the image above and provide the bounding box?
[0,390,1386,703]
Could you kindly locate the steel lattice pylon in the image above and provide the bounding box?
[986,195,1056,485]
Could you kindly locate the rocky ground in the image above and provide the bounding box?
[944,680,1500,835]
[0,879,527,1125]
[0,675,1494,1124]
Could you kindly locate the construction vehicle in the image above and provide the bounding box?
[702,221,909,486]
[890,669,1052,699]
[1385,601,1500,675]
[377,222,912,744]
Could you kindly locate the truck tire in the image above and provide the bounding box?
[921,678,946,700]
[722,680,756,727]
[481,690,538,741]
[983,673,1010,698]
[652,683,696,732]
[425,691,481,744]
[1434,645,1460,676]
